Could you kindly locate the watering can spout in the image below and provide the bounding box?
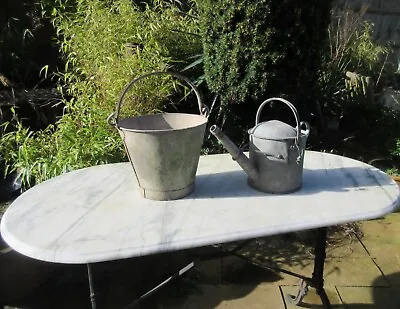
[210,125,259,180]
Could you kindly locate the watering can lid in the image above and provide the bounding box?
[248,120,297,140]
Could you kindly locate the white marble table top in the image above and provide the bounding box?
[1,151,399,264]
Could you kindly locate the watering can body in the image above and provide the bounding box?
[210,98,310,194]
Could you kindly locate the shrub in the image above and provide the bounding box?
[198,0,332,107]
[326,5,389,78]
[0,0,202,187]
[315,4,398,156]
[196,0,332,149]
[318,4,389,108]
[0,105,125,187]
[53,0,201,113]
[392,139,400,158]
[0,0,59,87]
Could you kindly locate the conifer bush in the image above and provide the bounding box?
[198,0,332,107]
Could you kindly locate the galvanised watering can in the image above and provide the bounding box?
[210,98,310,193]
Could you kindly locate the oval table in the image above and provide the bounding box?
[1,151,399,309]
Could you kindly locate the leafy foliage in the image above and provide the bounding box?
[0,0,59,87]
[327,6,388,78]
[0,0,202,187]
[198,0,332,107]
[0,106,125,187]
[314,5,399,157]
[318,5,389,112]
[53,0,201,114]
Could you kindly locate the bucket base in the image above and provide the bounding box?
[138,183,195,200]
[247,178,301,194]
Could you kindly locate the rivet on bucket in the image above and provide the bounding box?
[107,71,209,200]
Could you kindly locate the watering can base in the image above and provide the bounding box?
[247,178,302,194]
[138,182,195,201]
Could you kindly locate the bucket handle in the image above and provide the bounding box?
[255,97,302,144]
[107,71,209,126]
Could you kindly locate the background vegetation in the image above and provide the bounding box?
[0,0,399,193]
[198,0,333,145]
[0,0,202,187]
[315,5,400,162]
[0,0,60,88]
[199,0,332,107]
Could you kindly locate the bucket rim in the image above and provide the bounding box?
[117,113,208,133]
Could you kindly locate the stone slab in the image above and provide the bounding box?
[232,229,368,261]
[337,286,400,309]
[324,229,369,258]
[218,230,368,286]
[224,256,387,287]
[372,255,400,285]
[2,152,399,264]
[360,213,400,257]
[142,284,286,309]
[300,258,387,287]
[281,285,344,309]
[222,256,286,285]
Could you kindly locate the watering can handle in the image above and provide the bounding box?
[255,97,301,144]
[107,71,208,126]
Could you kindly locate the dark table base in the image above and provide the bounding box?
[86,227,331,309]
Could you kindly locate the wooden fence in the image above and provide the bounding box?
[338,0,400,66]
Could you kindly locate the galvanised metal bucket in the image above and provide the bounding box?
[107,72,209,200]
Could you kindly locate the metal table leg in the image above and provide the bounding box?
[87,263,97,309]
[123,242,251,309]
[232,228,332,309]
[311,227,331,308]
[83,229,332,309]
[286,227,331,309]
[123,261,195,309]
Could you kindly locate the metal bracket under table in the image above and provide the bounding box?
[234,227,331,308]
[85,227,331,309]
